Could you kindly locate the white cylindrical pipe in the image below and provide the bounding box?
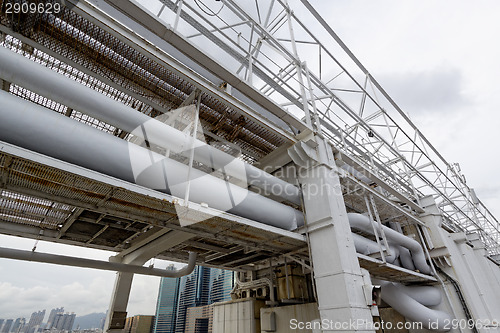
[375,280,452,332]
[0,90,303,230]
[398,245,416,271]
[0,46,301,205]
[0,246,197,278]
[352,233,399,264]
[348,213,432,275]
[394,283,443,307]
[388,222,416,270]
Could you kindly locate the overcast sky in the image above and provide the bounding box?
[316,0,500,221]
[1,0,500,321]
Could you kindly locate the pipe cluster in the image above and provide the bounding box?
[348,213,452,331]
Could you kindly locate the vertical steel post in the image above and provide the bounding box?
[183,93,201,206]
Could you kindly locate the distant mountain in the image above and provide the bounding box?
[73,313,106,330]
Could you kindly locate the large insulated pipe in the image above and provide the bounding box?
[347,213,432,275]
[0,90,304,230]
[0,246,197,278]
[353,235,452,331]
[374,280,452,332]
[352,233,399,264]
[388,221,416,270]
[393,283,443,307]
[396,245,416,271]
[0,46,301,205]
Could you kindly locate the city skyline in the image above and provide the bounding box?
[154,266,234,333]
[0,307,81,333]
[0,235,167,319]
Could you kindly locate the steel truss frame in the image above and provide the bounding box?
[143,0,499,254]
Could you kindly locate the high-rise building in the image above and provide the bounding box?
[1,319,13,333]
[154,266,233,333]
[46,308,64,330]
[23,311,45,333]
[53,313,76,331]
[11,318,25,333]
[153,266,180,333]
[65,313,76,331]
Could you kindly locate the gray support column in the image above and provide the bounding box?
[105,272,134,333]
[104,230,194,333]
[295,137,374,332]
[419,195,500,324]
[1,79,10,91]
[419,195,448,250]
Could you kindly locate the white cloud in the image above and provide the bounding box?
[377,66,468,114]
[0,271,115,318]
[0,265,162,319]
[127,276,161,316]
[308,0,500,220]
[0,236,164,319]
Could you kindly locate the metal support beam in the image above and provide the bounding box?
[0,155,13,188]
[205,245,242,262]
[116,228,170,258]
[112,230,193,264]
[71,0,302,141]
[255,143,293,174]
[86,224,109,244]
[178,89,198,108]
[57,208,84,239]
[183,240,232,254]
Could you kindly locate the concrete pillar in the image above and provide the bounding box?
[104,230,194,333]
[295,137,374,332]
[1,79,10,91]
[419,196,500,325]
[105,272,135,333]
[419,195,447,250]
